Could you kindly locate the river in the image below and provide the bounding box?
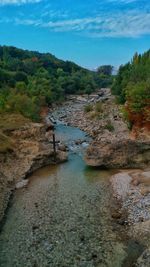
[0,123,142,267]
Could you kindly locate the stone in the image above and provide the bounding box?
[110,173,132,201]
[111,211,122,219]
[85,140,150,168]
[16,179,29,189]
[58,144,68,152]
[132,179,140,186]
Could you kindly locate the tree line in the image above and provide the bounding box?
[0,46,113,121]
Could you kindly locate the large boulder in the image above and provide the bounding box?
[85,139,150,168]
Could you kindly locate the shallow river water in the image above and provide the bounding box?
[0,124,142,267]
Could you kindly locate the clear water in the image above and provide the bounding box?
[0,124,141,267]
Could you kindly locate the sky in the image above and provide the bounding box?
[0,0,149,69]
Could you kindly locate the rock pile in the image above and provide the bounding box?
[110,170,150,266]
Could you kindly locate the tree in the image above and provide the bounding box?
[0,45,111,120]
[97,65,113,76]
[112,50,150,126]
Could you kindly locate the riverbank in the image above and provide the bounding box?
[110,170,150,266]
[51,89,150,169]
[0,122,144,267]
[50,89,150,265]
[0,90,150,266]
[0,113,67,223]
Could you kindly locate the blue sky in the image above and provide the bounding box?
[0,0,149,69]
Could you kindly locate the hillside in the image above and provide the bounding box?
[0,45,112,121]
[112,50,150,132]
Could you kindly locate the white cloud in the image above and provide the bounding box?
[0,0,41,5]
[41,11,150,38]
[0,2,149,38]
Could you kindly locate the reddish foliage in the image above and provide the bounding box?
[126,105,150,130]
[31,57,38,62]
[40,107,49,118]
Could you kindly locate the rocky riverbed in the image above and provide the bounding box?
[0,122,145,267]
[51,89,150,169]
[0,89,149,266]
[110,170,150,267]
[50,89,150,266]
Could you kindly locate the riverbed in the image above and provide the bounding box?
[0,123,142,267]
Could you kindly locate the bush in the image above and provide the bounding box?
[2,93,40,121]
[104,121,115,132]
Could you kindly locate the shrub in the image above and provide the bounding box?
[3,93,40,121]
[104,121,115,132]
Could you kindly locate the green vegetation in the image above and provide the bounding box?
[104,121,115,132]
[0,113,30,153]
[84,101,105,121]
[97,65,114,87]
[0,46,113,121]
[112,50,150,126]
[84,104,93,113]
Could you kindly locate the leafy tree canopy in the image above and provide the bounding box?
[112,50,150,126]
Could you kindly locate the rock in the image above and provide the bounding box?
[140,187,150,196]
[0,120,68,223]
[132,179,140,186]
[75,139,86,145]
[75,139,82,145]
[111,210,122,219]
[58,144,68,152]
[135,248,150,267]
[139,171,150,185]
[85,139,150,168]
[131,220,150,245]
[16,179,29,189]
[142,171,150,178]
[46,123,54,131]
[56,151,68,163]
[110,173,132,201]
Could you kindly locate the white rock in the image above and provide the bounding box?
[16,179,29,189]
[110,173,132,201]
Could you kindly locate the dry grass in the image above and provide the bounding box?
[0,113,30,131]
[0,131,13,153]
[0,113,30,153]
